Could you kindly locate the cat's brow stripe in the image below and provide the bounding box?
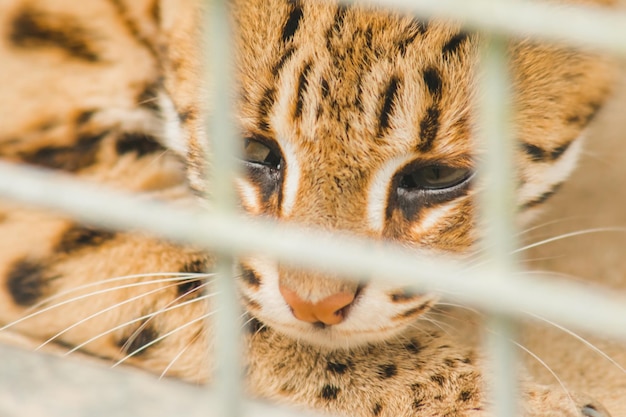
[258,88,277,132]
[282,0,304,43]
[294,62,313,119]
[108,0,158,58]
[272,46,296,76]
[9,8,101,62]
[377,76,401,137]
[417,106,441,152]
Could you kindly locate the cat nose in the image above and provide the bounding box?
[279,286,355,326]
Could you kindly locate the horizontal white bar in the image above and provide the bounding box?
[0,161,625,339]
[368,0,626,55]
[0,344,323,417]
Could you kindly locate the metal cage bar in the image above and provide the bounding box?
[0,0,625,416]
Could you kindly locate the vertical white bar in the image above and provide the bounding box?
[204,1,242,416]
[477,36,519,416]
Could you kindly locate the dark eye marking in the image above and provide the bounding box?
[522,141,573,162]
[239,136,284,205]
[387,161,473,222]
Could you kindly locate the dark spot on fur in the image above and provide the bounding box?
[177,259,209,297]
[444,358,456,367]
[178,108,196,123]
[282,1,304,43]
[246,317,268,334]
[241,267,261,289]
[405,339,422,354]
[56,225,115,254]
[397,20,424,55]
[118,322,159,357]
[443,32,470,57]
[389,289,418,302]
[459,390,474,402]
[320,384,340,400]
[115,132,165,157]
[149,0,161,24]
[377,364,397,379]
[373,403,383,416]
[327,361,349,374]
[137,81,161,112]
[10,8,100,61]
[522,143,547,162]
[412,399,424,410]
[6,259,50,306]
[423,67,442,98]
[331,5,348,35]
[180,259,208,274]
[176,277,205,297]
[75,110,96,125]
[430,374,446,386]
[417,106,440,152]
[279,383,296,394]
[20,130,108,171]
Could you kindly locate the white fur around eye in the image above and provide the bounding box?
[518,134,584,222]
[367,155,413,232]
[236,178,261,214]
[280,140,301,217]
[158,93,188,156]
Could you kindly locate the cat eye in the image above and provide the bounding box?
[399,165,471,191]
[242,138,282,170]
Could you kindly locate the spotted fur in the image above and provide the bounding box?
[0,0,621,416]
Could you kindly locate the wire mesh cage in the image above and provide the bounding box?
[0,0,625,416]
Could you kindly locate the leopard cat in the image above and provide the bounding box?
[0,0,623,416]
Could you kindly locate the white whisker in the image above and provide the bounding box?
[66,292,216,355]
[120,280,213,352]
[37,280,189,349]
[513,227,626,255]
[113,311,217,367]
[506,337,576,411]
[0,276,209,334]
[29,272,215,311]
[159,331,202,380]
[525,311,626,374]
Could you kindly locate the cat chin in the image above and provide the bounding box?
[257,318,413,350]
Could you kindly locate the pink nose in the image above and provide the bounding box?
[279,286,355,326]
